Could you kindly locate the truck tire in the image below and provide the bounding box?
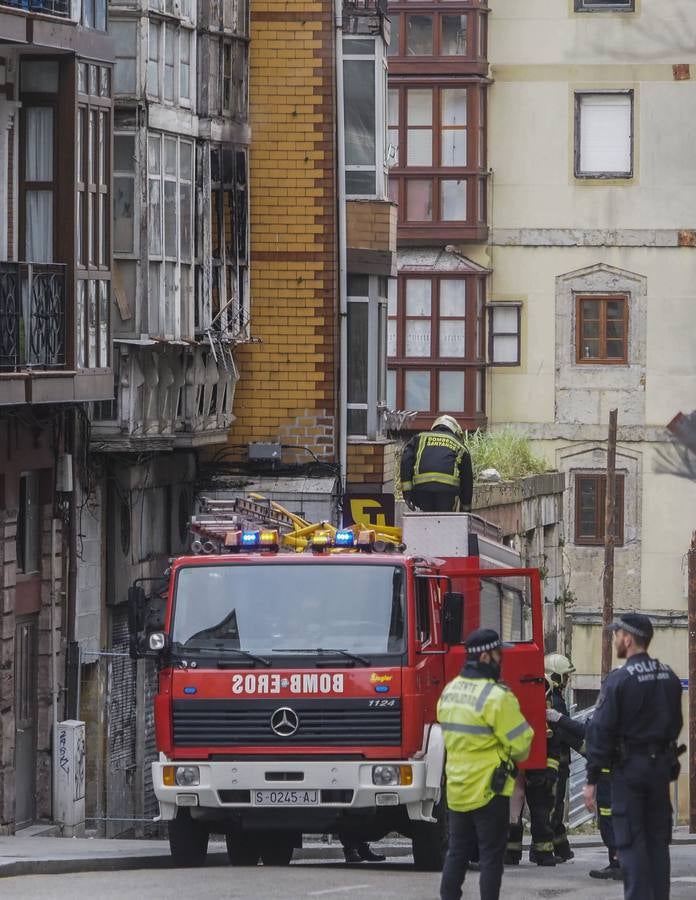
[168,809,209,867]
[225,832,261,866]
[259,834,295,866]
[411,797,448,871]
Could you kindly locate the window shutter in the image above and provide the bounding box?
[579,94,631,174]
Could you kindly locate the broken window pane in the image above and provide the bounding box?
[164,180,177,258]
[180,182,192,262]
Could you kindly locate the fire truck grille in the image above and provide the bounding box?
[172,698,402,747]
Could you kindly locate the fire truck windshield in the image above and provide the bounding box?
[170,563,406,659]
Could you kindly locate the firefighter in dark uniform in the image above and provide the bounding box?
[584,613,683,900]
[544,668,621,880]
[400,415,473,513]
[544,654,584,862]
[505,759,558,866]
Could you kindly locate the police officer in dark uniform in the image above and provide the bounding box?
[400,415,473,513]
[583,613,683,900]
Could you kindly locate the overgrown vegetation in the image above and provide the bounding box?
[394,428,550,500]
[463,428,549,482]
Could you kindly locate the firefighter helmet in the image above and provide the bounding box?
[432,415,464,441]
[545,653,575,686]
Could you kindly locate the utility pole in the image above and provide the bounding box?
[689,532,696,832]
[601,409,618,680]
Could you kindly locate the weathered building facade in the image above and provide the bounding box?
[226,0,396,521]
[0,1,114,831]
[76,0,251,833]
[486,0,692,811]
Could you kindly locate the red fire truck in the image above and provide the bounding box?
[128,501,547,869]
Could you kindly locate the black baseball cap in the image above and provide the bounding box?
[608,613,654,642]
[464,628,513,655]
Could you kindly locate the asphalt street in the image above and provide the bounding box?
[1,845,696,899]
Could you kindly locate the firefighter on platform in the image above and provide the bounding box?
[438,628,533,900]
[400,415,473,513]
[583,613,683,900]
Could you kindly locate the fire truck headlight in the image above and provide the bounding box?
[372,765,399,786]
[148,632,166,651]
[175,766,200,787]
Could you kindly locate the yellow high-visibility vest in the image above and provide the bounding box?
[437,673,534,813]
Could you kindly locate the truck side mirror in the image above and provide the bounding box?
[442,592,464,645]
[128,585,146,659]
[128,585,146,634]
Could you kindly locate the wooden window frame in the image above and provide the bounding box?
[388,80,487,237]
[575,294,628,365]
[575,0,634,11]
[387,4,489,75]
[574,472,625,546]
[387,272,486,427]
[487,302,521,366]
[574,90,634,179]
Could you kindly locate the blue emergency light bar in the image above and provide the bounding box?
[334,530,355,547]
[241,530,260,547]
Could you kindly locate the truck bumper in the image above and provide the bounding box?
[153,757,441,826]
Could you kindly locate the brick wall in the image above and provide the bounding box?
[233,0,338,460]
[346,442,396,486]
[346,199,397,254]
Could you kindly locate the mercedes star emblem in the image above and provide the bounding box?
[270,706,299,737]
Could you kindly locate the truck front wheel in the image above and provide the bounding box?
[226,832,261,866]
[411,797,448,871]
[168,809,209,867]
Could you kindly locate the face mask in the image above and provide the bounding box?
[488,658,501,681]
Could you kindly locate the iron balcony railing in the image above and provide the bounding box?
[0,0,71,16]
[0,262,67,371]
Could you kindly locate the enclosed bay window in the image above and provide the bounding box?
[575,91,633,178]
[343,36,388,198]
[147,19,194,107]
[76,61,112,369]
[387,2,488,71]
[388,82,487,237]
[387,274,486,428]
[110,19,137,95]
[148,133,194,338]
[347,274,389,439]
[199,146,249,337]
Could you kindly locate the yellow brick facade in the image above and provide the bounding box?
[233,0,337,459]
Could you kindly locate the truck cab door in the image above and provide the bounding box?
[412,575,445,727]
[439,565,547,770]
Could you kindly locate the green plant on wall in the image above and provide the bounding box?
[394,428,549,501]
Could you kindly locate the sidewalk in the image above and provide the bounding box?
[0,826,693,878]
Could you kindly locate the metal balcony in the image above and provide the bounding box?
[343,0,388,16]
[0,0,70,16]
[0,262,67,372]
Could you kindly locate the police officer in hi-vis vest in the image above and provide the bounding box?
[584,613,683,900]
[400,415,473,513]
[437,629,534,900]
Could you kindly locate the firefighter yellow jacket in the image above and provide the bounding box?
[437,669,534,812]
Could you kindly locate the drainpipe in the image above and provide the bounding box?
[50,514,59,820]
[335,0,348,509]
